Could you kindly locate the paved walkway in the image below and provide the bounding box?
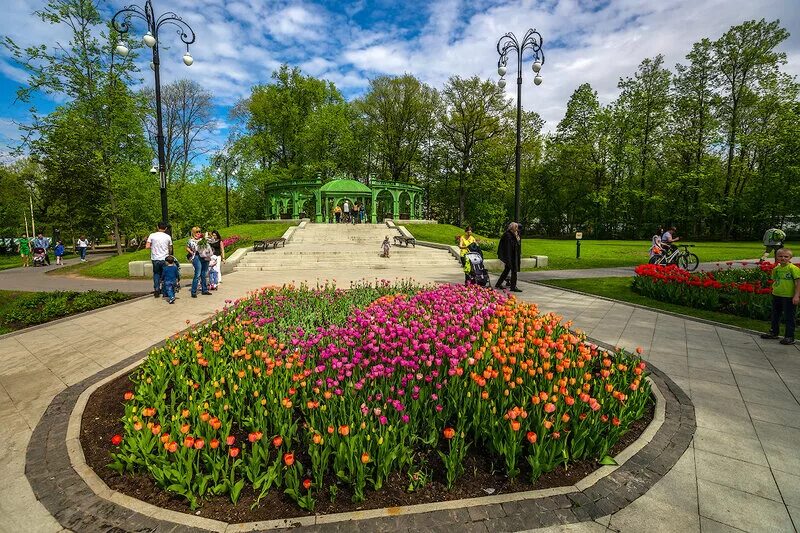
[0,251,797,531]
[0,255,152,293]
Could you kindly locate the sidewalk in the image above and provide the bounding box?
[0,255,151,293]
[0,264,797,532]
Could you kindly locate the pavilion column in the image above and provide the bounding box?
[392,190,400,220]
[291,191,300,218]
[409,192,416,220]
[371,191,378,224]
[314,191,322,223]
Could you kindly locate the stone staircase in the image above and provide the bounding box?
[234,223,460,272]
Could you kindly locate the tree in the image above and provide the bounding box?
[142,79,214,183]
[440,75,510,225]
[357,74,439,182]
[4,0,154,253]
[713,19,789,235]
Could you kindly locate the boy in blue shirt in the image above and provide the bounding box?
[161,255,181,304]
[54,240,65,265]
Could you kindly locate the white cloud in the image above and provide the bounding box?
[0,0,797,146]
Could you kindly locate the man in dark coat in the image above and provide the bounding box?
[495,222,522,292]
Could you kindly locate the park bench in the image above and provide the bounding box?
[393,236,416,247]
[253,237,287,251]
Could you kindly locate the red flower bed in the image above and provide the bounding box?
[631,263,799,320]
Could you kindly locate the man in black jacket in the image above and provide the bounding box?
[495,222,522,292]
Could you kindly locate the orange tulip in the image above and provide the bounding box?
[273,435,283,447]
[284,452,295,466]
[443,427,455,439]
[526,431,537,444]
[229,447,240,458]
[361,452,370,464]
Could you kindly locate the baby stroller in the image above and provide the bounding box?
[32,247,47,267]
[464,243,490,287]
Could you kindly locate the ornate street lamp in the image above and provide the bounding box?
[112,1,196,228]
[213,151,237,228]
[496,29,545,225]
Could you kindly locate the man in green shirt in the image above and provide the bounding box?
[761,248,800,345]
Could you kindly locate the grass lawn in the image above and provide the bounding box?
[0,289,136,334]
[403,222,776,270]
[537,277,768,332]
[49,222,293,279]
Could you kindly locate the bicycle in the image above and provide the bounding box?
[649,244,700,271]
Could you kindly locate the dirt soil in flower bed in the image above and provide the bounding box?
[81,369,654,524]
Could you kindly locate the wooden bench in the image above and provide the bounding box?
[253,237,287,251]
[393,236,416,247]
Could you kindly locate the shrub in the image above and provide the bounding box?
[1,291,131,328]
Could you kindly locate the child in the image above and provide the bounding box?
[162,255,181,304]
[381,236,391,258]
[54,240,65,265]
[761,248,800,345]
[209,254,219,290]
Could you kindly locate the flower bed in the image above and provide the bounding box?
[632,262,800,320]
[103,282,651,513]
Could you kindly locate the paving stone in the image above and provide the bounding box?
[697,479,793,533]
[468,503,506,522]
[695,449,782,502]
[483,514,531,533]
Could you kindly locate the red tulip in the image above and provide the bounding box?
[226,435,235,446]
[302,478,312,490]
[110,434,123,446]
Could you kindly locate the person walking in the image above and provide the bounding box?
[17,235,30,267]
[343,200,350,224]
[32,233,51,265]
[208,230,225,286]
[54,240,65,265]
[161,255,180,304]
[76,235,89,262]
[334,205,342,224]
[458,225,477,282]
[495,222,522,292]
[760,248,800,345]
[146,222,173,298]
[187,226,212,298]
[352,202,360,225]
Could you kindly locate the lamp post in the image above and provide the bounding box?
[213,152,237,228]
[496,29,545,225]
[112,1,196,228]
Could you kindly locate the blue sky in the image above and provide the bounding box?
[1,0,798,162]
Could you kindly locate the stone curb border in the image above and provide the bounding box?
[527,280,765,337]
[27,333,694,532]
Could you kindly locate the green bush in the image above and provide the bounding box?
[1,290,132,328]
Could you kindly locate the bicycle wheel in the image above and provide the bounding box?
[677,253,700,271]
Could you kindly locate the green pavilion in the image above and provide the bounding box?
[264,177,425,223]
